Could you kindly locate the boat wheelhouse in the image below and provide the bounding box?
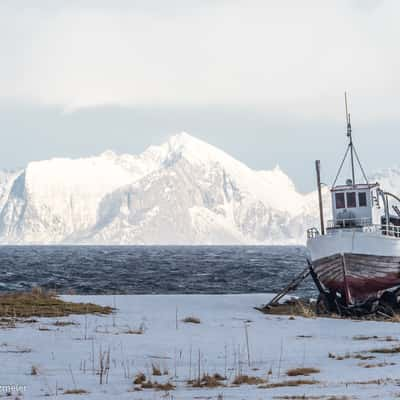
[328,182,400,234]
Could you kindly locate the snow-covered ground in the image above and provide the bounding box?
[2,294,400,399]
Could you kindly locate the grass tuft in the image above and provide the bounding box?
[189,373,226,388]
[0,289,113,318]
[259,379,319,389]
[53,320,77,327]
[141,380,175,391]
[369,346,400,354]
[329,352,375,361]
[232,374,265,385]
[286,367,320,376]
[63,389,88,395]
[359,362,395,368]
[30,365,38,375]
[151,363,162,376]
[182,316,201,324]
[353,335,378,340]
[133,372,146,385]
[124,328,144,335]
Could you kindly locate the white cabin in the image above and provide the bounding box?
[330,182,382,228]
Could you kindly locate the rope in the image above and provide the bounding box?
[332,145,350,188]
[353,145,369,185]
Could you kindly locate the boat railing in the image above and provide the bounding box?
[364,224,400,238]
[327,219,400,238]
[308,220,400,238]
[327,218,372,229]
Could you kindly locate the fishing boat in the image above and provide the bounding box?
[307,94,400,307]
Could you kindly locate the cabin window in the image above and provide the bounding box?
[335,193,345,209]
[358,192,367,207]
[346,192,357,208]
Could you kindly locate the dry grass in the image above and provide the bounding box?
[353,335,378,340]
[140,381,154,389]
[353,354,376,360]
[30,365,38,376]
[154,382,175,391]
[0,346,31,354]
[232,374,265,385]
[286,367,320,377]
[260,299,317,318]
[63,389,89,395]
[151,363,162,376]
[358,362,395,368]
[53,320,77,327]
[133,372,146,385]
[260,299,400,322]
[133,372,175,392]
[124,328,144,335]
[141,381,175,391]
[369,346,400,354]
[344,379,386,385]
[259,379,319,389]
[0,289,113,318]
[328,352,350,360]
[297,302,316,318]
[182,316,201,324]
[389,314,400,323]
[189,373,226,388]
[328,352,375,361]
[353,335,396,342]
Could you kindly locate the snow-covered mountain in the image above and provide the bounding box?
[1,132,393,245]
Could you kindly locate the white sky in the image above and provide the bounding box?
[0,0,399,191]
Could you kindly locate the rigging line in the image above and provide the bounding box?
[352,145,369,184]
[332,144,350,188]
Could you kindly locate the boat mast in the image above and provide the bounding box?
[332,93,369,188]
[345,92,356,186]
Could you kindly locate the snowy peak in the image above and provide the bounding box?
[159,132,251,172]
[0,133,321,244]
[370,166,400,195]
[154,133,304,214]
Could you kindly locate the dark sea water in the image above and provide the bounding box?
[0,246,316,297]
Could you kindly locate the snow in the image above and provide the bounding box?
[0,132,397,245]
[371,166,400,195]
[2,294,400,399]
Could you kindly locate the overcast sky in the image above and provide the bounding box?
[1,0,399,192]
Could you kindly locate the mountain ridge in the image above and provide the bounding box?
[0,132,395,245]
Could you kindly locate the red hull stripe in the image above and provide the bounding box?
[313,253,400,300]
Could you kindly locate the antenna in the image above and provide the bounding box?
[345,92,351,137]
[345,92,355,185]
[332,93,369,188]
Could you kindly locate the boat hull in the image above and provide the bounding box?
[307,230,400,302]
[313,252,400,301]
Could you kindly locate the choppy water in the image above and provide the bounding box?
[0,246,315,297]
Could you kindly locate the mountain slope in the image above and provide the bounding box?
[0,132,355,244]
[81,133,314,244]
[0,150,164,243]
